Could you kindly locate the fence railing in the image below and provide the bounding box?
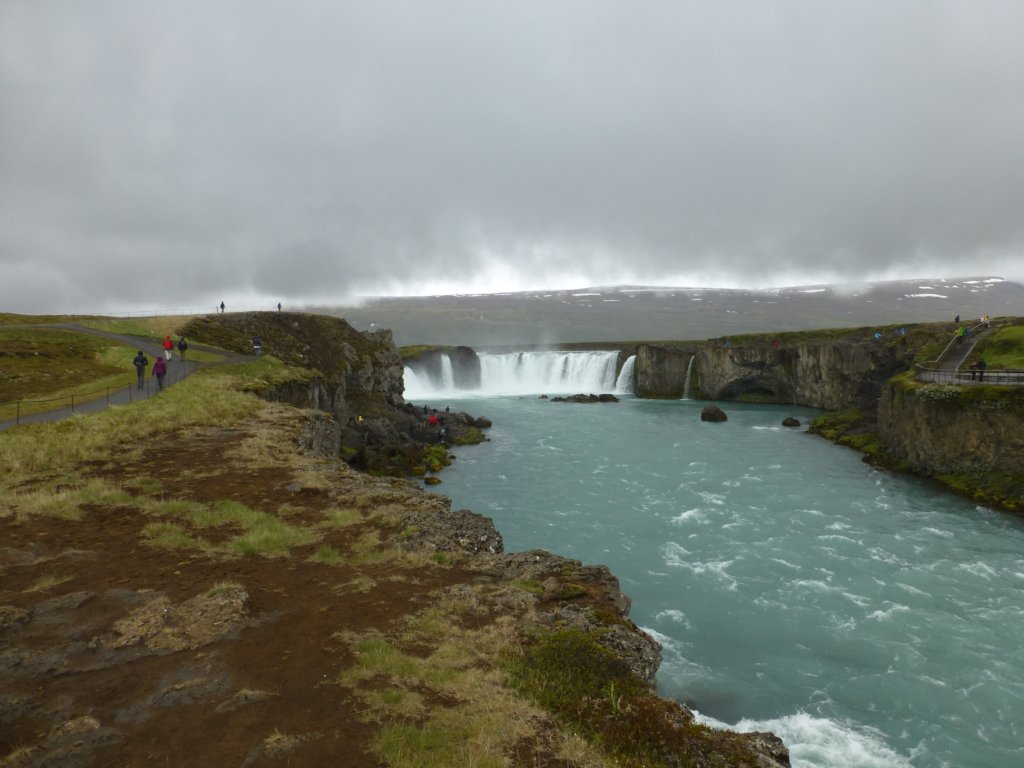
[86,304,287,318]
[914,367,1024,386]
[0,360,199,427]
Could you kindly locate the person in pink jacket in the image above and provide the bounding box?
[152,356,167,390]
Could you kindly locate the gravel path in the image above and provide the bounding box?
[0,323,248,431]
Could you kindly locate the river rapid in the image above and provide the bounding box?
[414,389,1024,768]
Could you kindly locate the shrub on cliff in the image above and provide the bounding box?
[507,628,770,767]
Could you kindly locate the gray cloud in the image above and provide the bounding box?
[2,0,1023,314]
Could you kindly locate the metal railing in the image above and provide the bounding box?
[915,367,1024,386]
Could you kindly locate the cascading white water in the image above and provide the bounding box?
[615,355,636,394]
[479,351,618,395]
[439,354,455,389]
[681,354,695,399]
[404,350,621,399]
[404,367,426,395]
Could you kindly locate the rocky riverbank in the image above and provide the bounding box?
[1,402,789,767]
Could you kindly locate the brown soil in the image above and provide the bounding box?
[0,420,507,768]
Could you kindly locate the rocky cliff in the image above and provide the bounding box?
[181,312,485,475]
[634,329,925,408]
[877,376,1024,511]
[694,338,916,409]
[634,344,698,399]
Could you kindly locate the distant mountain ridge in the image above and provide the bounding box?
[320,276,1024,347]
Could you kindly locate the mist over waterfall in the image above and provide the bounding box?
[404,350,622,399]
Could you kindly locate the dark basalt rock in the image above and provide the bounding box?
[551,393,620,403]
[782,417,801,427]
[701,404,728,422]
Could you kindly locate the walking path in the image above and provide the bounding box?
[0,324,248,432]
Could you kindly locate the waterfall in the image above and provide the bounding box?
[615,355,636,394]
[404,350,620,399]
[439,354,455,389]
[681,355,695,399]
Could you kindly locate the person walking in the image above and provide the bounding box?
[163,335,173,361]
[277,302,282,312]
[977,358,987,383]
[132,350,148,389]
[152,355,167,389]
[252,335,261,358]
[177,336,188,360]
[220,301,225,313]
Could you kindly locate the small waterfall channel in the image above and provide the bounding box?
[615,355,636,395]
[405,350,626,398]
[681,355,695,400]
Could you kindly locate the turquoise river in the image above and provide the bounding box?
[414,391,1024,768]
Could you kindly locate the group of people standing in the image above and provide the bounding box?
[132,335,189,390]
[421,405,451,443]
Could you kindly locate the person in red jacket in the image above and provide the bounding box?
[152,356,167,389]
[163,335,174,361]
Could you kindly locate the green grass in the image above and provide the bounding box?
[77,316,192,338]
[0,327,141,419]
[507,629,767,766]
[975,325,1024,369]
[7,479,136,523]
[143,521,210,552]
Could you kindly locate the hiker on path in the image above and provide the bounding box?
[133,351,148,389]
[220,301,225,313]
[277,302,282,312]
[163,335,173,361]
[177,337,188,360]
[252,335,261,358]
[977,358,987,383]
[152,356,167,389]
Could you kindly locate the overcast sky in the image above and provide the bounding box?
[2,1,1023,314]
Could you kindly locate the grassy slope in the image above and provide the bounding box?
[0,327,140,420]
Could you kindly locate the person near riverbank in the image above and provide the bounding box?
[177,337,188,359]
[163,335,173,361]
[132,351,148,388]
[252,336,261,357]
[152,356,167,389]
